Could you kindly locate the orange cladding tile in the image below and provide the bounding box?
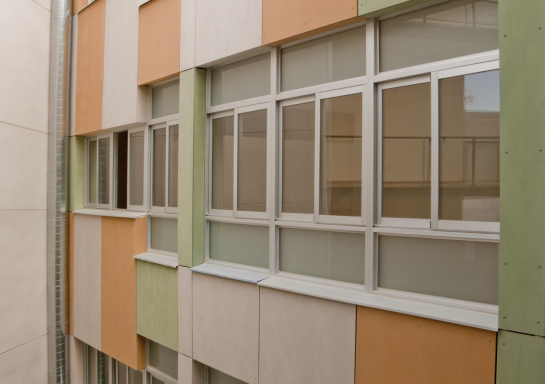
[101,217,146,370]
[355,307,496,384]
[138,0,181,85]
[73,0,87,15]
[75,0,106,135]
[68,212,74,336]
[262,0,361,47]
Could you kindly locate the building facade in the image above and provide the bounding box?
[1,0,545,382]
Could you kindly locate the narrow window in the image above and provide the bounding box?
[97,351,109,384]
[98,137,110,205]
[88,139,97,205]
[152,128,167,207]
[150,217,178,254]
[129,131,145,207]
[152,80,180,119]
[211,116,234,210]
[168,124,179,208]
[115,131,128,209]
[128,366,143,384]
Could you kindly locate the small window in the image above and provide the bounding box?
[151,122,179,213]
[211,116,234,210]
[88,138,98,206]
[84,346,109,384]
[152,80,180,119]
[87,134,112,209]
[149,217,178,254]
[148,340,178,380]
[98,137,111,206]
[128,130,146,208]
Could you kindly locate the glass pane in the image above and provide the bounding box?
[151,377,165,384]
[129,131,145,206]
[152,80,180,118]
[280,228,365,285]
[97,351,108,384]
[168,125,179,208]
[88,140,97,204]
[380,0,499,72]
[150,217,178,253]
[382,82,431,219]
[282,26,366,91]
[209,222,269,269]
[153,128,167,207]
[282,102,314,214]
[320,94,362,216]
[88,347,97,384]
[211,54,271,105]
[98,137,110,205]
[378,236,499,304]
[209,367,248,384]
[118,362,127,384]
[238,109,267,212]
[212,116,234,210]
[440,70,500,222]
[149,340,178,379]
[128,367,143,384]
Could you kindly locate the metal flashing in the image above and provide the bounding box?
[190,263,269,284]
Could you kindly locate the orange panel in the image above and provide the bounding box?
[68,212,74,336]
[138,0,181,85]
[101,217,146,370]
[262,0,361,47]
[355,307,496,384]
[73,0,87,15]
[75,0,106,135]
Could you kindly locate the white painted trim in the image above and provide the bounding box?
[438,60,500,80]
[134,252,178,268]
[74,208,146,219]
[207,95,272,114]
[374,226,500,242]
[276,76,367,101]
[191,263,269,284]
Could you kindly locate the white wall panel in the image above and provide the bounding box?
[0,0,50,133]
[69,336,85,384]
[70,14,78,137]
[33,0,52,11]
[179,354,205,384]
[0,211,47,355]
[259,288,357,384]
[178,266,193,357]
[180,0,196,71]
[0,335,47,384]
[192,274,259,384]
[73,214,102,350]
[102,0,148,130]
[195,0,262,66]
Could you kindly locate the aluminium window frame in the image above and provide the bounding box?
[147,212,179,257]
[144,340,178,384]
[112,358,145,384]
[126,126,149,212]
[85,132,114,210]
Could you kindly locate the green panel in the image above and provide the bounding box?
[358,0,435,18]
[178,68,207,268]
[69,136,85,212]
[499,1,545,336]
[136,260,178,351]
[497,330,545,383]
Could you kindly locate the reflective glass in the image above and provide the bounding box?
[98,137,110,205]
[88,140,97,204]
[168,125,179,208]
[152,80,179,118]
[211,116,234,210]
[153,128,166,207]
[150,217,178,253]
[129,131,145,206]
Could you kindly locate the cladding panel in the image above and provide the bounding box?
[358,0,435,18]
[180,0,196,71]
[0,335,47,384]
[68,212,74,336]
[178,266,193,357]
[178,354,205,384]
[496,330,545,383]
[69,136,85,212]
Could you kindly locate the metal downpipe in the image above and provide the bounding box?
[47,0,72,383]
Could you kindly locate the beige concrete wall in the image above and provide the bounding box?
[0,335,47,383]
[178,354,205,384]
[178,266,193,357]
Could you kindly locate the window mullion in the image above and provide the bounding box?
[431,71,440,230]
[233,110,239,218]
[313,93,321,223]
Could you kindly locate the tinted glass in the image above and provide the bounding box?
[149,340,178,379]
[209,367,248,384]
[211,116,234,210]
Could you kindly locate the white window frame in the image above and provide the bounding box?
[126,126,149,212]
[113,358,145,384]
[145,340,178,384]
[147,213,178,257]
[85,132,114,210]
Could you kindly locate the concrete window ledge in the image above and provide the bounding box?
[73,208,146,219]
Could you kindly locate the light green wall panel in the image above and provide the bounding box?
[69,136,85,212]
[136,260,178,351]
[178,68,206,268]
[499,1,545,337]
[358,0,435,18]
[497,330,545,383]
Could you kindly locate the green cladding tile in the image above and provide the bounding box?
[499,1,545,337]
[178,68,206,268]
[136,260,178,351]
[497,330,545,383]
[358,0,435,18]
[69,136,85,212]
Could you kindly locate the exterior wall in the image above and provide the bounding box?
[68,212,75,336]
[0,335,47,384]
[179,0,196,71]
[70,13,78,136]
[358,0,435,18]
[69,136,85,212]
[73,0,87,15]
[497,330,545,383]
[178,354,204,384]
[69,335,85,384]
[178,266,193,357]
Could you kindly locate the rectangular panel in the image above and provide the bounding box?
[259,288,356,384]
[378,236,499,304]
[379,0,499,72]
[150,341,178,379]
[355,307,496,384]
[209,222,269,269]
[209,368,247,384]
[153,128,167,207]
[150,217,178,253]
[152,81,180,119]
[280,228,365,284]
[129,131,145,206]
[98,137,110,205]
[320,93,362,216]
[0,335,47,384]
[211,116,234,210]
[169,125,179,208]
[178,267,193,357]
[68,213,74,336]
[211,54,270,106]
[497,330,545,383]
[281,27,366,92]
[178,354,205,384]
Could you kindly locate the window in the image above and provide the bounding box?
[87,134,113,209]
[83,345,110,384]
[128,129,146,208]
[151,121,179,213]
[146,340,178,384]
[113,360,144,384]
[205,367,247,384]
[152,80,180,119]
[115,131,128,209]
[149,217,178,254]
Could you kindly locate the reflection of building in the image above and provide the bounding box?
[1,0,543,383]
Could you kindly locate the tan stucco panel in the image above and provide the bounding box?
[138,0,181,85]
[72,0,87,15]
[68,212,74,336]
[355,307,496,384]
[75,0,106,135]
[262,0,361,47]
[101,217,146,371]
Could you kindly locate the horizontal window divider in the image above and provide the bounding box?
[258,276,498,332]
[207,95,272,114]
[317,215,363,226]
[277,213,314,223]
[235,211,269,220]
[276,271,367,292]
[206,215,270,226]
[191,262,269,284]
[437,220,500,234]
[438,60,500,80]
[73,208,146,219]
[145,366,177,384]
[279,95,315,107]
[208,209,234,217]
[276,76,367,102]
[280,20,367,49]
[134,252,178,269]
[148,114,180,127]
[373,226,500,242]
[378,218,431,229]
[275,220,367,233]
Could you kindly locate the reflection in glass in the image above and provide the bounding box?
[152,80,179,118]
[440,70,500,222]
[211,116,234,210]
[129,131,145,206]
[282,102,315,214]
[320,94,362,216]
[168,125,179,208]
[238,109,267,212]
[382,82,431,219]
[149,340,178,379]
[152,128,166,207]
[88,140,97,204]
[98,137,110,205]
[150,217,178,253]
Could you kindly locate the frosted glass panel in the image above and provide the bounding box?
[149,341,178,379]
[209,222,268,269]
[98,137,110,205]
[382,83,431,219]
[209,367,248,384]
[168,125,179,208]
[128,367,143,384]
[150,217,177,253]
[378,236,499,304]
[153,128,166,207]
[280,228,365,285]
[211,54,271,105]
[282,102,314,214]
[440,70,500,222]
[152,80,179,118]
[129,131,145,206]
[88,140,97,204]
[282,26,366,91]
[211,116,234,210]
[380,0,499,72]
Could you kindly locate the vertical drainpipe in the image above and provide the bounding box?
[47,0,71,383]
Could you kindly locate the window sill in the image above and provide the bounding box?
[73,208,146,219]
[258,276,498,332]
[134,252,178,268]
[190,263,269,284]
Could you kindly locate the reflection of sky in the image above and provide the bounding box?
[464,70,500,112]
